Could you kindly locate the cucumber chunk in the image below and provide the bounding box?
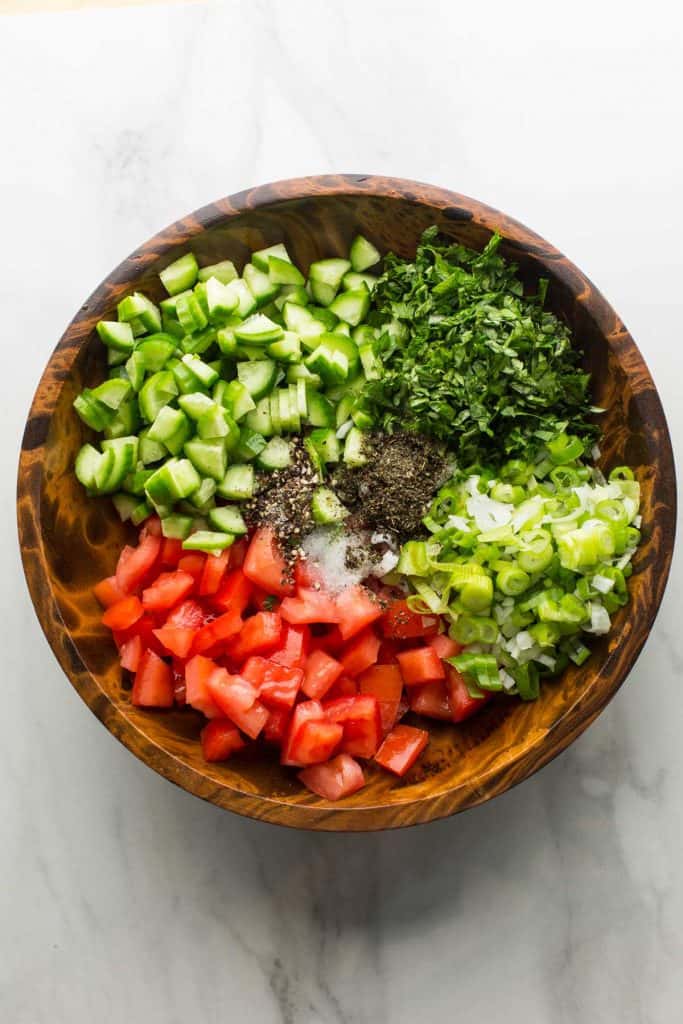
[208,505,248,535]
[349,234,381,272]
[311,487,349,524]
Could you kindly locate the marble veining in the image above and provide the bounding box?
[1,2,682,1022]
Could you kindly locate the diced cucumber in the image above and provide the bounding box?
[275,285,308,311]
[216,326,238,357]
[234,427,268,462]
[91,378,131,410]
[243,263,279,305]
[309,258,351,291]
[123,468,154,496]
[304,437,325,481]
[237,359,278,400]
[234,314,284,344]
[268,332,301,362]
[184,477,216,512]
[216,464,255,500]
[148,406,192,455]
[310,333,360,376]
[131,500,153,526]
[146,458,201,504]
[342,271,378,292]
[268,255,305,286]
[102,397,140,440]
[269,392,282,435]
[180,326,216,356]
[96,320,135,354]
[224,278,257,319]
[309,305,339,331]
[98,436,138,494]
[75,444,104,491]
[208,505,248,535]
[311,487,349,524]
[112,492,140,522]
[176,292,208,334]
[178,391,215,420]
[245,396,275,437]
[138,370,178,423]
[107,346,129,367]
[283,302,325,339]
[169,358,204,395]
[309,279,337,307]
[117,292,162,334]
[305,344,349,385]
[160,253,199,296]
[307,390,335,428]
[205,276,240,321]
[295,379,308,418]
[198,260,238,285]
[286,363,321,389]
[161,514,193,540]
[139,428,166,465]
[252,243,291,273]
[219,379,256,421]
[181,353,219,388]
[256,437,291,471]
[359,342,382,380]
[343,426,368,466]
[184,438,227,481]
[136,334,177,372]
[335,392,355,427]
[182,530,234,553]
[332,322,351,337]
[309,427,340,463]
[328,287,370,327]
[161,315,186,341]
[351,405,374,430]
[349,234,381,272]
[197,405,239,449]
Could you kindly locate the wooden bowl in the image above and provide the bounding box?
[17,175,676,831]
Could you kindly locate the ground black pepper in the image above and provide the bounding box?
[331,431,450,541]
[243,440,318,560]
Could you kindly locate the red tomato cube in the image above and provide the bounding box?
[380,598,439,639]
[408,680,452,720]
[280,587,340,625]
[116,533,161,594]
[177,552,207,582]
[192,609,243,655]
[141,570,195,612]
[200,719,245,763]
[339,628,381,678]
[185,654,223,718]
[131,649,174,708]
[429,633,461,659]
[281,700,324,765]
[258,663,303,710]
[165,599,206,629]
[160,537,184,567]
[286,719,343,767]
[263,707,291,745]
[335,585,383,641]
[198,549,231,596]
[153,625,196,660]
[358,663,404,733]
[227,611,282,661]
[396,646,446,685]
[298,754,365,801]
[207,668,268,739]
[445,664,491,722]
[374,725,429,776]
[102,595,144,631]
[302,649,344,700]
[323,694,382,759]
[243,527,294,597]
[325,674,358,700]
[94,575,127,608]
[119,633,143,673]
[271,624,310,668]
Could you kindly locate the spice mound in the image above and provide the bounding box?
[244,440,318,553]
[332,431,450,541]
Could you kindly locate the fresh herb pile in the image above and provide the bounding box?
[363,228,598,464]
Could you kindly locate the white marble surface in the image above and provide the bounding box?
[2,2,682,1021]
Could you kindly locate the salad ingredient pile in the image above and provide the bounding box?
[74,228,642,800]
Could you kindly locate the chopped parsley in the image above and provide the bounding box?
[363,228,598,465]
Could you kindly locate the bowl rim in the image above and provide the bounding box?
[17,173,677,831]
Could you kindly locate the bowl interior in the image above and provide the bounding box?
[23,182,674,829]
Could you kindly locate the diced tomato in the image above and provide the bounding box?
[198,549,231,596]
[228,536,248,568]
[206,668,268,739]
[192,609,242,655]
[200,719,245,763]
[185,654,223,718]
[227,611,282,661]
[258,664,303,710]
[395,694,410,724]
[325,674,358,700]
[408,680,452,721]
[94,575,126,608]
[271,624,310,668]
[250,586,280,612]
[177,552,207,582]
[335,586,383,641]
[160,537,184,567]
[377,639,400,664]
[131,649,174,708]
[287,719,343,767]
[243,527,294,597]
[116,533,161,594]
[263,707,291,745]
[153,625,196,659]
[280,587,340,625]
[397,646,446,685]
[102,595,143,631]
[323,694,382,759]
[165,599,206,630]
[310,625,345,655]
[142,570,195,612]
[380,598,439,639]
[294,557,326,589]
[281,700,324,765]
[429,633,462,659]
[374,724,429,777]
[445,664,491,722]
[113,614,167,658]
[212,569,253,616]
[339,628,381,678]
[140,516,162,537]
[240,656,269,686]
[302,649,344,700]
[298,754,365,801]
[358,663,404,733]
[119,633,143,673]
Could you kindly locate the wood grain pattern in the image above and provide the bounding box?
[17,175,677,830]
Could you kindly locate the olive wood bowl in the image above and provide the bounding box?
[17,175,676,830]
